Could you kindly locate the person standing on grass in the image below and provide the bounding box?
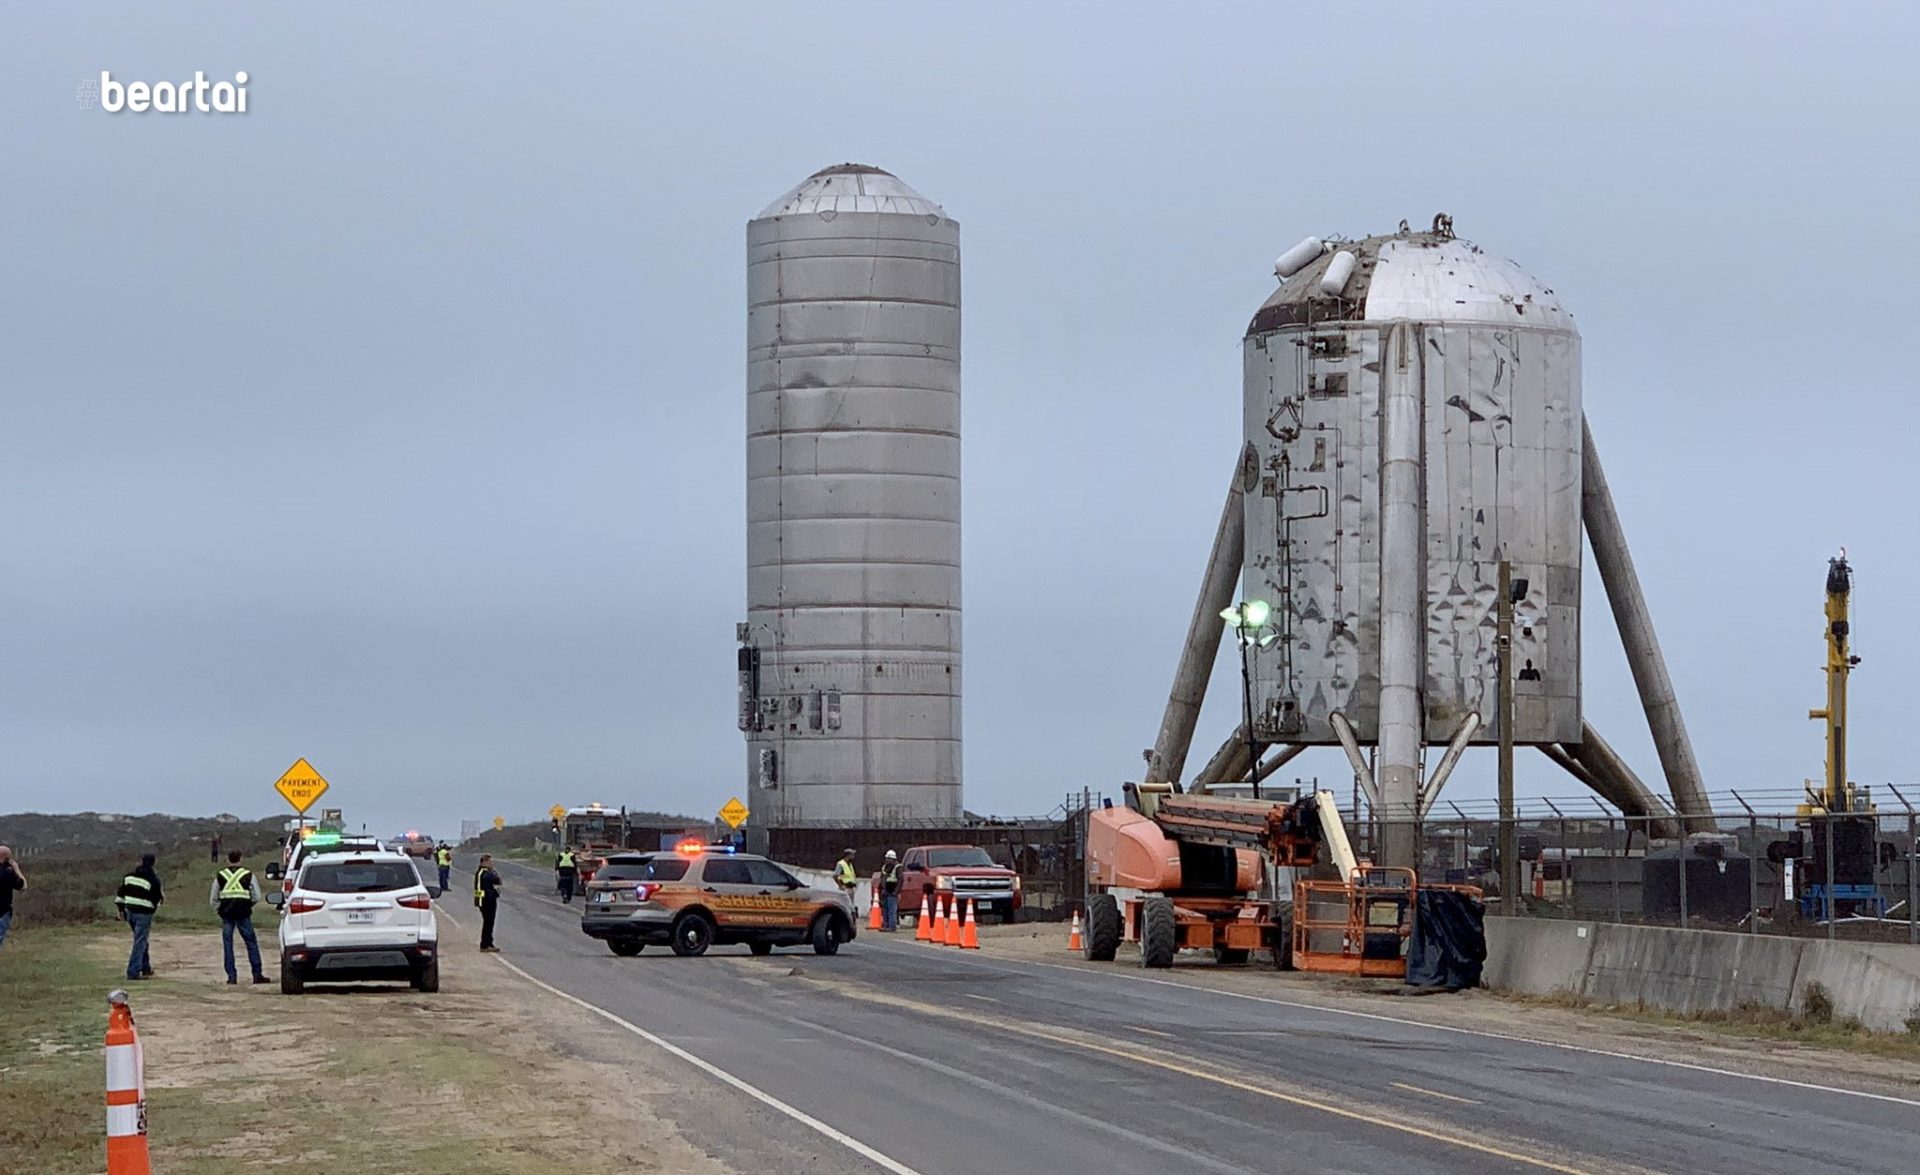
[474,853,502,952]
[115,852,163,980]
[0,845,25,951]
[209,850,270,985]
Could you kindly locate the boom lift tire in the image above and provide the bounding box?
[1270,902,1295,971]
[1140,894,1177,969]
[1084,892,1121,961]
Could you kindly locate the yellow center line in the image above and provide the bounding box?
[1392,1081,1481,1106]
[824,984,1600,1175]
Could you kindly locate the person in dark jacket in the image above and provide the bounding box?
[474,854,502,952]
[115,853,164,980]
[0,845,25,951]
[208,850,270,985]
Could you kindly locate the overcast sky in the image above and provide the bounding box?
[4,4,1916,837]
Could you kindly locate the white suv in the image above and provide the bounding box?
[272,850,440,994]
[267,834,386,898]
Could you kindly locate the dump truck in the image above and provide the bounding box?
[557,803,629,886]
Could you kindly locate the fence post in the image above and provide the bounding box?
[1677,823,1689,929]
[1747,814,1759,935]
[1825,814,1836,941]
[1611,816,1622,923]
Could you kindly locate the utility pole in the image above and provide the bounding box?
[1497,560,1520,913]
[1239,639,1261,801]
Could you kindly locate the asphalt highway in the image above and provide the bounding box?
[457,859,1916,1174]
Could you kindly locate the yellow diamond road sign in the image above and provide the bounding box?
[549,805,567,823]
[719,797,750,829]
[493,815,506,830]
[274,758,330,815]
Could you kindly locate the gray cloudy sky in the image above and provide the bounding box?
[4,4,1917,836]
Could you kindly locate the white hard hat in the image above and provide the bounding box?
[884,849,897,859]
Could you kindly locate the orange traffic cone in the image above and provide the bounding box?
[1533,858,1546,899]
[869,889,884,931]
[961,899,979,949]
[1068,910,1083,952]
[944,896,962,947]
[104,990,151,1175]
[915,895,933,942]
[931,895,947,944]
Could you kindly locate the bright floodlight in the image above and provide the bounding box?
[1243,600,1271,627]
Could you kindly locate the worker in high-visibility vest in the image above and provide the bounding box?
[555,848,578,904]
[114,853,164,980]
[473,854,502,952]
[209,851,270,984]
[434,843,453,891]
[834,849,859,916]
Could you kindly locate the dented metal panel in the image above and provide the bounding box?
[1241,228,1582,749]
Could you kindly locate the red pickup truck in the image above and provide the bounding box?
[897,845,1022,924]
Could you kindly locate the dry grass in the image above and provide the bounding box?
[1,924,732,1174]
[1514,985,1920,1062]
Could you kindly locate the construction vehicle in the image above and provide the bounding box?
[1769,552,1890,920]
[556,803,629,886]
[1084,783,1478,976]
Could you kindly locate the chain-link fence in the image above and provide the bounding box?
[1349,789,1919,944]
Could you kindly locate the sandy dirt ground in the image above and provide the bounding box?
[118,923,735,1174]
[965,921,1920,1096]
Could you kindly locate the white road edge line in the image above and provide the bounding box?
[488,953,925,1175]
[866,939,1920,1109]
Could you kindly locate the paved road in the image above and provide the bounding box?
[456,859,1915,1174]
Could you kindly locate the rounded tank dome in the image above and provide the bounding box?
[756,163,949,219]
[1248,221,1574,335]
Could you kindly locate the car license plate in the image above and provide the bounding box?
[346,910,375,924]
[592,892,613,904]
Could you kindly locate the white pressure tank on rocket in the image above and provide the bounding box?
[740,164,963,825]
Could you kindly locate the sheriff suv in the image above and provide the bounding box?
[580,847,855,959]
[272,849,440,994]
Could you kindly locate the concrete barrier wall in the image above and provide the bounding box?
[1483,918,1599,996]
[1794,941,1920,1032]
[1484,916,1920,1031]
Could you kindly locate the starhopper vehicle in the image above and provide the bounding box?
[579,844,855,958]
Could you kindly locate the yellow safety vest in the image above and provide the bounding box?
[557,851,576,869]
[119,874,157,912]
[834,859,857,885]
[217,867,253,900]
[473,866,487,906]
[436,847,452,867]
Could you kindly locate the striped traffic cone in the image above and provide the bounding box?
[915,895,933,942]
[931,895,948,944]
[104,990,151,1175]
[869,890,884,931]
[961,899,979,949]
[1068,910,1083,952]
[944,896,962,947]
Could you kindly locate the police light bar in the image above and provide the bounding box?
[675,839,705,856]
